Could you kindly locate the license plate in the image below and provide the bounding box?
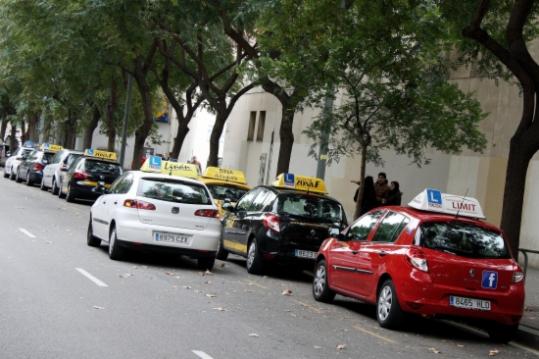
[153,232,192,246]
[449,296,491,311]
[294,249,317,259]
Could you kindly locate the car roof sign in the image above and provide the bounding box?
[272,173,327,194]
[202,166,247,184]
[40,143,63,152]
[141,157,199,179]
[84,148,118,161]
[408,188,486,219]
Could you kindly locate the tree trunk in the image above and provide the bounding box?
[9,123,17,152]
[42,118,51,144]
[106,79,118,152]
[26,113,40,143]
[131,73,154,170]
[20,121,27,144]
[207,112,226,167]
[500,137,535,256]
[171,120,189,159]
[353,145,368,220]
[0,119,7,142]
[62,111,78,149]
[83,106,101,149]
[276,105,295,175]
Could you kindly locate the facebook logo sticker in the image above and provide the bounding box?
[426,188,442,206]
[481,271,498,289]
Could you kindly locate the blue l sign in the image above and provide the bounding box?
[149,155,162,170]
[426,188,442,205]
[284,173,295,187]
[481,271,498,289]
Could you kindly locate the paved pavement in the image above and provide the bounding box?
[0,172,538,358]
[522,267,539,334]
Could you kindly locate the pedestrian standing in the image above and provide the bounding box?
[374,172,390,205]
[385,181,402,206]
[353,176,377,216]
[190,155,202,174]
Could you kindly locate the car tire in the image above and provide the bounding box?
[51,178,59,195]
[108,225,124,260]
[3,170,8,178]
[246,239,264,275]
[87,218,101,247]
[486,323,518,343]
[65,184,76,202]
[58,181,65,199]
[197,256,216,270]
[9,167,15,180]
[15,170,22,183]
[25,172,32,186]
[313,259,336,303]
[216,237,229,260]
[376,279,405,329]
[40,178,47,191]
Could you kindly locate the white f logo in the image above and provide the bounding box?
[488,273,496,288]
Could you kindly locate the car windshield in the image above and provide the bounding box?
[277,194,344,223]
[207,184,247,202]
[42,152,54,162]
[84,160,122,175]
[138,178,212,205]
[419,221,509,259]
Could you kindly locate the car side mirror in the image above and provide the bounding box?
[222,202,235,212]
[42,159,49,165]
[5,152,11,157]
[16,156,23,160]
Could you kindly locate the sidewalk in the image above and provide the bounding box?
[522,266,539,333]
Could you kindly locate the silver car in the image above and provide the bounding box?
[41,149,83,194]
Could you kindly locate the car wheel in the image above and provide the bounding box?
[25,172,32,186]
[197,256,216,270]
[376,279,405,329]
[3,170,8,178]
[40,178,47,191]
[15,170,22,183]
[486,323,518,343]
[246,239,264,274]
[9,167,15,180]
[65,184,76,202]
[216,237,229,260]
[108,225,124,260]
[313,259,336,303]
[58,181,65,199]
[87,217,101,247]
[52,178,59,195]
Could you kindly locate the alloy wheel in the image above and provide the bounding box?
[313,264,327,298]
[378,285,393,321]
[247,241,256,269]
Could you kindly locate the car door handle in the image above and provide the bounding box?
[102,201,106,204]
[352,250,359,255]
[113,201,118,205]
[378,251,387,257]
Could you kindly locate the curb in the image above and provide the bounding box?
[516,324,539,348]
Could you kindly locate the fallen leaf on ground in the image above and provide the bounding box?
[336,344,346,351]
[220,263,226,268]
[119,273,133,278]
[281,289,293,296]
[489,349,499,356]
[183,285,192,289]
[201,270,213,276]
[212,307,226,311]
[92,305,105,310]
[204,280,212,284]
[206,293,217,298]
[456,344,464,348]
[314,345,322,350]
[428,348,441,354]
[248,333,259,337]
[165,272,175,276]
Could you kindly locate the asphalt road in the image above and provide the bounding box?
[0,171,538,359]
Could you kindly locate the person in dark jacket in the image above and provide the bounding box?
[385,181,402,206]
[353,176,377,216]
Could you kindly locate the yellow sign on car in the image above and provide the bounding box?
[84,149,118,161]
[41,143,63,152]
[202,167,247,185]
[273,173,327,194]
[141,156,199,179]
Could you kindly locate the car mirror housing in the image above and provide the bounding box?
[222,202,235,212]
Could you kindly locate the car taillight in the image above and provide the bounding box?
[407,249,428,272]
[73,171,89,180]
[194,209,219,218]
[263,213,281,232]
[33,163,44,172]
[512,271,525,283]
[123,199,156,210]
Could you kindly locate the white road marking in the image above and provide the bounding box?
[192,350,214,359]
[18,228,36,239]
[75,268,109,288]
[510,342,539,357]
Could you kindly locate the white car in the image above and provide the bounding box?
[41,149,83,194]
[87,171,222,269]
[3,147,34,180]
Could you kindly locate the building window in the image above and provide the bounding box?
[247,111,256,142]
[256,111,266,142]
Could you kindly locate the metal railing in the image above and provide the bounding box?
[519,248,539,275]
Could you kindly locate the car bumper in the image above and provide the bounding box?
[70,184,108,200]
[397,271,524,326]
[116,220,221,253]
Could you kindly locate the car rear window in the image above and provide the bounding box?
[277,194,345,224]
[43,152,54,162]
[207,184,247,202]
[84,160,122,175]
[138,178,212,205]
[419,221,509,259]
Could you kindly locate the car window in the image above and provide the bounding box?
[251,189,272,212]
[207,184,248,202]
[84,160,122,176]
[372,212,410,242]
[419,221,509,259]
[69,158,83,172]
[236,188,262,212]
[277,194,345,224]
[65,153,82,166]
[51,151,63,164]
[110,173,134,194]
[138,178,211,205]
[43,152,54,163]
[348,210,385,241]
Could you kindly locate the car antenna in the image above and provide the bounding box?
[454,188,470,220]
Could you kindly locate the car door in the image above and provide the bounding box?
[328,210,385,297]
[43,151,62,186]
[92,173,131,239]
[359,211,411,297]
[223,188,261,255]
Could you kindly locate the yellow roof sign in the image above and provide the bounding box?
[202,166,247,185]
[84,149,118,161]
[141,156,199,179]
[273,173,327,194]
[41,143,63,152]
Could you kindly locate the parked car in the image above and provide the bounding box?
[16,150,55,186]
[59,149,123,202]
[3,147,34,180]
[312,189,525,343]
[0,144,10,167]
[220,173,347,274]
[87,171,221,269]
[41,149,83,194]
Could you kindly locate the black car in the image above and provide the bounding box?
[219,183,347,274]
[16,150,55,186]
[59,155,123,202]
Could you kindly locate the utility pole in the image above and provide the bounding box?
[119,74,133,169]
[316,86,334,179]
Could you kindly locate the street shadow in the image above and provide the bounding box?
[225,255,314,283]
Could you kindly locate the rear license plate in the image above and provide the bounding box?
[153,232,192,246]
[294,249,317,259]
[449,296,491,311]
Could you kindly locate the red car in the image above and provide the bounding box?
[313,189,525,342]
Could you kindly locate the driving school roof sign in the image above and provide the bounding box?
[141,157,199,179]
[408,188,485,219]
[203,167,247,184]
[40,143,63,152]
[273,173,327,194]
[84,149,118,161]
